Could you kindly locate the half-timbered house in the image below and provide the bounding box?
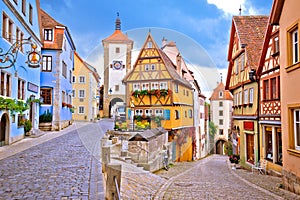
[123,32,195,162]
[257,16,282,175]
[226,16,268,167]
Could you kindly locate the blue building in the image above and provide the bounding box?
[0,0,42,145]
[39,9,75,131]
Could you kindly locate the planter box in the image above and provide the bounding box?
[39,122,52,131]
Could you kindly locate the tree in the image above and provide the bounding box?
[209,121,218,154]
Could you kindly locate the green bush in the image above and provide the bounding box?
[39,110,52,122]
[24,119,32,133]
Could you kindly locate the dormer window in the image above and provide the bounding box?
[219,91,223,98]
[147,41,152,48]
[44,29,53,41]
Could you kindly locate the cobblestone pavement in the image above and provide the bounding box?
[0,120,111,200]
[153,155,300,200]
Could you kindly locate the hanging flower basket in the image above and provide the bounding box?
[62,102,67,107]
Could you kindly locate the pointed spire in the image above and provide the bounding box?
[239,5,242,15]
[115,12,121,30]
[220,73,223,82]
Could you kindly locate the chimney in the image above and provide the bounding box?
[176,53,182,78]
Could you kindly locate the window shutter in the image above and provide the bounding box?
[164,109,170,120]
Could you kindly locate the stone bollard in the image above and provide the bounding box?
[102,146,110,173]
[105,164,122,200]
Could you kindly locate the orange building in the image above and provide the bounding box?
[270,0,300,195]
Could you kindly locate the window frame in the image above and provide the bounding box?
[79,89,85,98]
[287,21,300,72]
[44,29,53,41]
[42,55,52,72]
[79,76,85,83]
[287,105,300,157]
[40,88,52,105]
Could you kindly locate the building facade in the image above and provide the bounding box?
[209,82,233,155]
[270,0,300,194]
[73,52,100,121]
[102,15,133,118]
[123,33,195,162]
[257,14,282,175]
[39,9,75,131]
[226,16,268,166]
[1,0,42,145]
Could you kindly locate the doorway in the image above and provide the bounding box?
[0,114,8,147]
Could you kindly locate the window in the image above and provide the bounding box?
[274,36,279,54]
[135,109,143,116]
[235,59,238,74]
[292,29,299,64]
[142,83,149,90]
[20,32,24,52]
[219,101,223,107]
[294,109,300,150]
[246,133,255,164]
[79,76,85,83]
[0,72,11,97]
[41,88,52,104]
[133,83,140,91]
[72,76,76,83]
[62,91,66,104]
[244,89,248,104]
[239,91,242,105]
[155,109,163,117]
[271,77,277,99]
[16,28,20,45]
[29,4,33,24]
[264,79,269,100]
[79,90,85,98]
[219,129,224,135]
[265,128,273,161]
[145,64,149,71]
[219,119,223,125]
[116,47,120,53]
[175,110,180,119]
[72,90,75,98]
[44,29,53,41]
[147,41,152,48]
[160,82,168,90]
[22,0,26,15]
[42,56,52,71]
[18,79,25,100]
[62,61,67,78]
[79,106,85,114]
[145,109,152,116]
[219,110,223,116]
[151,82,159,90]
[69,70,72,83]
[249,88,254,104]
[241,53,245,71]
[219,91,223,98]
[63,38,67,51]
[188,109,193,118]
[2,13,13,43]
[115,85,119,92]
[175,83,179,93]
[151,64,156,70]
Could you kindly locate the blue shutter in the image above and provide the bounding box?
[164,109,170,120]
[128,109,131,119]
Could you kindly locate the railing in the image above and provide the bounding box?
[114,176,121,200]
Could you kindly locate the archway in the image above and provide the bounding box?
[215,139,226,155]
[109,98,124,118]
[0,113,9,147]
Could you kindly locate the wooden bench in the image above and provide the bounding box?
[252,159,267,174]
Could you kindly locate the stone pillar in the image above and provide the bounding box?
[105,164,122,200]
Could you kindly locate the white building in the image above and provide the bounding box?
[209,82,233,155]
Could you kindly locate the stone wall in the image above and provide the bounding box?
[283,169,300,195]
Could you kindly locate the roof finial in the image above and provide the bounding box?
[115,12,121,30]
[239,5,242,15]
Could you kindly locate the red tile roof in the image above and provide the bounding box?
[209,82,233,101]
[233,16,269,69]
[103,30,133,43]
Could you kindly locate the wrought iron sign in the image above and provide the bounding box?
[0,37,41,69]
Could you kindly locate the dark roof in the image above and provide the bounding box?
[128,127,167,141]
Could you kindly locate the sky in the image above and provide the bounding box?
[40,0,274,95]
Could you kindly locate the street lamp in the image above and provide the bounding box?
[0,37,41,69]
[130,100,135,131]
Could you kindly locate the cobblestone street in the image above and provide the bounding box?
[0,120,112,200]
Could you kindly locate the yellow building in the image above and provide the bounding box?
[226,16,269,167]
[123,33,195,161]
[73,52,100,121]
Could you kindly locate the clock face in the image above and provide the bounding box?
[113,61,122,70]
